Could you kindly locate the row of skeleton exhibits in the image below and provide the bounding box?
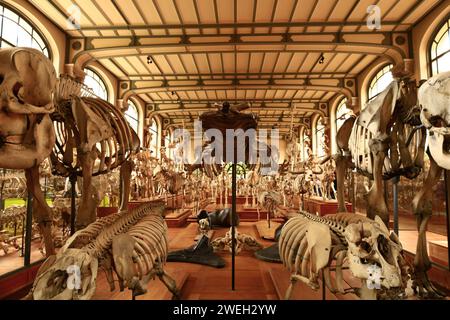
[0,47,449,300]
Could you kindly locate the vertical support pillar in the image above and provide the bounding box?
[444,170,450,270]
[24,192,33,266]
[70,173,77,235]
[392,176,399,235]
[231,161,237,291]
[351,171,356,213]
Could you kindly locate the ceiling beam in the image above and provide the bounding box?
[70,20,405,32]
[149,99,322,105]
[121,72,349,80]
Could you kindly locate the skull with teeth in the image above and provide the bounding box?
[0,48,56,169]
[344,216,407,291]
[418,71,450,169]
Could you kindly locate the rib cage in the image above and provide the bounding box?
[83,202,165,258]
[279,212,371,296]
[126,213,168,279]
[348,120,423,178]
[52,96,138,177]
[348,122,374,174]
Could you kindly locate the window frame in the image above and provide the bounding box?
[315,116,326,158]
[428,14,450,76]
[0,2,51,58]
[336,97,352,132]
[83,67,109,101]
[124,100,139,134]
[367,63,394,101]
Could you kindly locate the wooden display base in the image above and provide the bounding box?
[303,197,352,216]
[255,221,281,240]
[93,270,188,300]
[217,195,254,205]
[165,209,192,227]
[268,265,358,300]
[0,261,43,299]
[429,240,449,266]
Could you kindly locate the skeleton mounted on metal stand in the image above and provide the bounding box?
[333,61,450,298]
[0,48,139,257]
[411,71,450,298]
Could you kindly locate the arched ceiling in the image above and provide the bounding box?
[30,0,442,133]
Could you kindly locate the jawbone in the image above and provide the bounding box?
[0,114,55,169]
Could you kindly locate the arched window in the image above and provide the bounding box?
[164,131,172,159]
[125,100,139,133]
[0,4,50,57]
[368,64,393,101]
[430,17,450,75]
[336,98,352,132]
[83,68,108,101]
[315,117,326,158]
[149,118,159,157]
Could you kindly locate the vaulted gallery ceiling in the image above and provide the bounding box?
[30,0,442,133]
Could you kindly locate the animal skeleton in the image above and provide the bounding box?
[0,48,139,257]
[0,170,27,199]
[335,64,424,226]
[410,71,450,298]
[334,65,450,299]
[211,227,262,255]
[279,212,409,300]
[29,202,179,300]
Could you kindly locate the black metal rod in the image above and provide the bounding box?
[322,270,326,300]
[231,161,237,291]
[24,192,33,266]
[70,174,77,235]
[393,176,399,235]
[444,170,450,271]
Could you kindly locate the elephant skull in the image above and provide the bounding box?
[418,71,450,169]
[0,48,56,169]
[344,216,405,290]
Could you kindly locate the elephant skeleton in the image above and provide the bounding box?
[279,212,409,300]
[28,202,179,300]
[335,68,424,226]
[335,65,449,298]
[0,48,139,257]
[410,71,450,298]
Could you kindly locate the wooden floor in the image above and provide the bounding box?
[1,205,448,299]
[93,222,281,300]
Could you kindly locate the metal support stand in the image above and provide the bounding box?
[321,270,326,300]
[392,176,399,235]
[70,173,77,235]
[351,171,356,213]
[444,170,450,270]
[231,161,237,291]
[24,192,33,266]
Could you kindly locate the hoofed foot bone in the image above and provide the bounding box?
[412,270,446,299]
